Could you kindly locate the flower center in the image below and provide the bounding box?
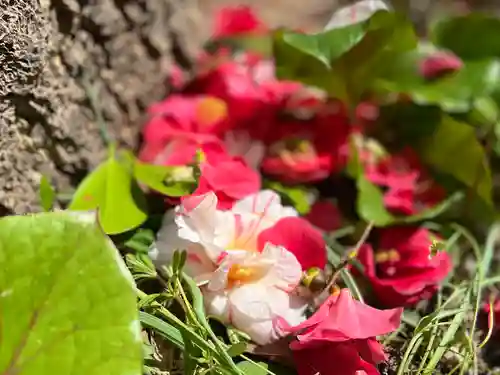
[227,263,266,288]
[375,249,400,263]
[196,97,228,128]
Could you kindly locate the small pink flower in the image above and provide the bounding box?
[419,51,463,80]
[281,289,402,375]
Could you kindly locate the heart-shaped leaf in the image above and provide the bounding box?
[68,148,148,235]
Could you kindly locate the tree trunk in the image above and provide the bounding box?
[0,0,202,214]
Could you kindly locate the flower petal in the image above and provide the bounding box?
[258,217,327,270]
[229,284,305,345]
[261,243,302,291]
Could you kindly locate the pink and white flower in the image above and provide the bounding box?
[150,190,314,345]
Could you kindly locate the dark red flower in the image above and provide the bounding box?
[420,51,463,80]
[212,5,267,39]
[280,289,402,375]
[357,227,452,307]
[261,109,350,183]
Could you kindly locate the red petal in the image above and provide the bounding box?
[258,217,327,270]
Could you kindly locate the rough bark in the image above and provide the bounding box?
[0,0,202,214]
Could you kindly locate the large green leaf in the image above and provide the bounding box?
[432,14,500,60]
[68,148,148,235]
[0,212,142,375]
[273,10,416,104]
[417,116,493,206]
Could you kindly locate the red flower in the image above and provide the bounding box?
[365,147,446,215]
[262,110,350,183]
[212,6,267,39]
[357,227,452,307]
[280,289,402,375]
[304,200,342,232]
[419,51,463,80]
[258,216,327,270]
[193,156,261,210]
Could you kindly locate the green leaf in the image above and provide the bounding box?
[227,342,247,358]
[376,55,500,112]
[39,175,56,212]
[237,361,269,375]
[134,160,196,197]
[432,14,500,60]
[264,181,312,214]
[401,191,465,224]
[139,311,184,350]
[416,116,493,206]
[357,174,395,226]
[0,212,142,375]
[273,10,417,104]
[68,149,148,235]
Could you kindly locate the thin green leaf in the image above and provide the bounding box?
[237,361,269,375]
[139,311,184,350]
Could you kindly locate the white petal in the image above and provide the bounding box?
[225,131,265,170]
[204,290,231,323]
[261,244,302,291]
[176,192,219,243]
[233,190,298,219]
[324,0,390,30]
[229,284,305,345]
[152,210,190,266]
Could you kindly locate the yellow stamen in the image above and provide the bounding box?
[227,264,264,288]
[196,97,228,127]
[375,249,400,263]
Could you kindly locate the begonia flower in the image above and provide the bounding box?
[357,226,452,307]
[261,111,350,183]
[151,190,328,344]
[280,288,402,375]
